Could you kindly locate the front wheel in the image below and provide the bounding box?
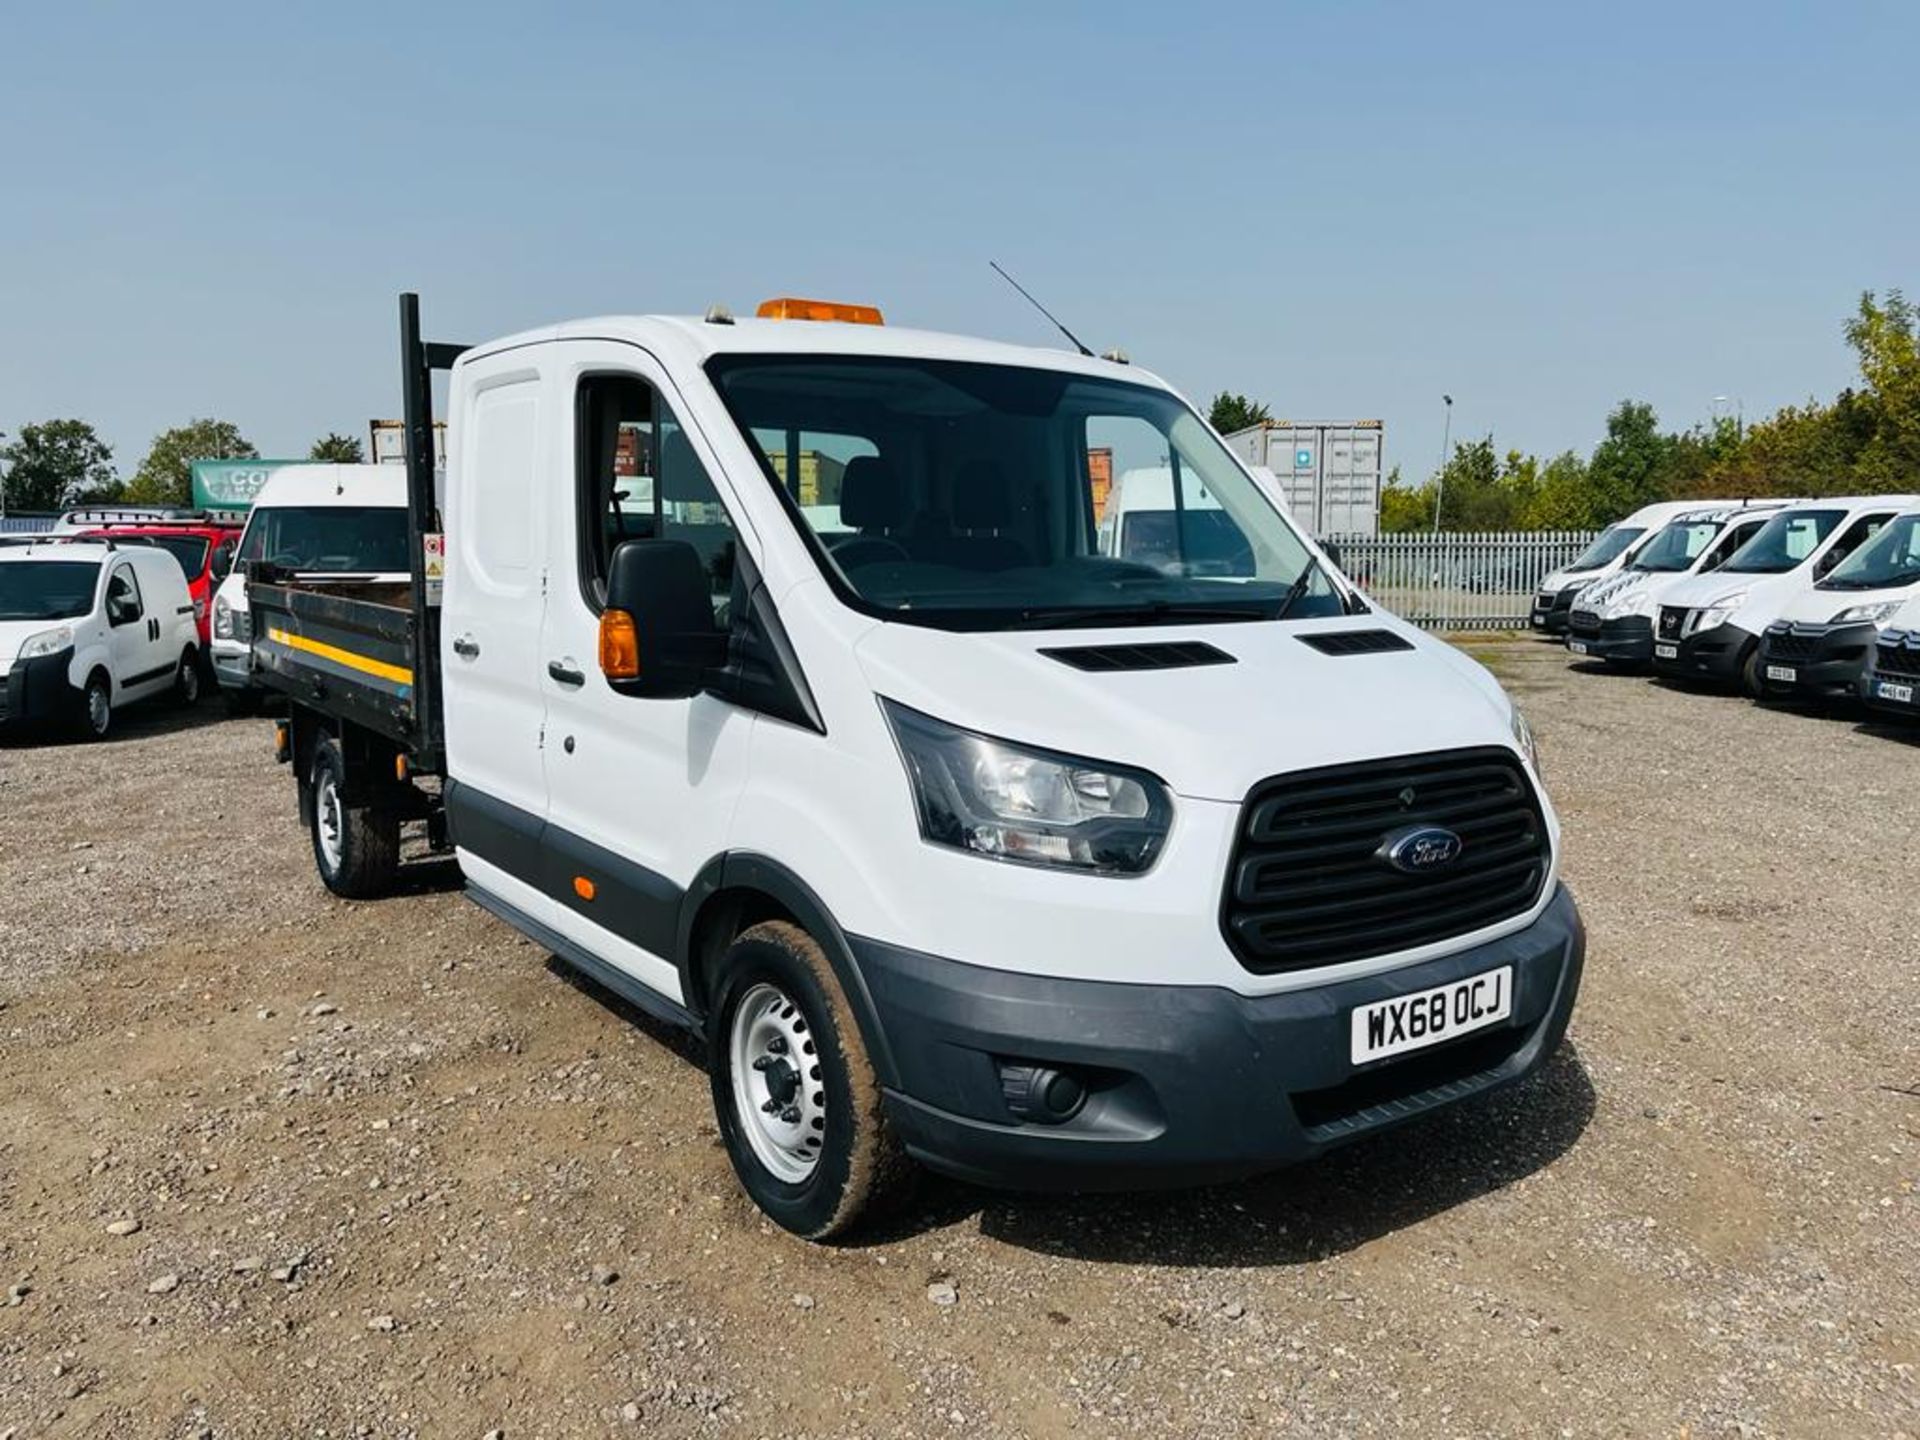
[75,671,112,742]
[709,921,912,1239]
[175,649,202,706]
[309,734,400,898]
[1739,642,1765,699]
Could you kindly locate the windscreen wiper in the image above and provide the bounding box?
[1273,552,1324,622]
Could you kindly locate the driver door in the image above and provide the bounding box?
[537,345,757,1004]
[102,561,159,695]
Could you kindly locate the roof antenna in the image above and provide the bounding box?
[989,260,1094,357]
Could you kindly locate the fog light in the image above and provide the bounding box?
[998,1063,1088,1124]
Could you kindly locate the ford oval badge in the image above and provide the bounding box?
[1381,824,1463,874]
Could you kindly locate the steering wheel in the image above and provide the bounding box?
[830,536,911,570]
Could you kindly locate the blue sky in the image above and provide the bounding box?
[3,1,1915,487]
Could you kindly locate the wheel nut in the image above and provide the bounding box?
[752,1056,772,1071]
[761,1098,781,1114]
[780,1106,801,1124]
[767,1037,788,1055]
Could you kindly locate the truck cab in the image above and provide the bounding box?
[262,294,1583,1239]
[1653,495,1917,694]
[1756,502,1920,701]
[0,541,200,739]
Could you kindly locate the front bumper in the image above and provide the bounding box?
[0,648,76,729]
[1566,613,1652,664]
[1652,618,1752,685]
[1530,586,1581,634]
[211,638,252,692]
[1757,621,1875,699]
[855,884,1584,1191]
[1862,630,1920,719]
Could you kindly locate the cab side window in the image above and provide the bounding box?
[1819,514,1888,574]
[105,566,143,626]
[1701,522,1756,571]
[576,375,737,612]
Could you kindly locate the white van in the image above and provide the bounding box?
[209,464,411,709]
[1754,502,1920,701]
[1860,590,1920,720]
[1097,465,1250,572]
[264,294,1584,1239]
[0,541,201,739]
[1653,495,1917,693]
[1529,500,1708,635]
[1564,501,1794,666]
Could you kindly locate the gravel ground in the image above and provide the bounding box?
[1,641,1915,1439]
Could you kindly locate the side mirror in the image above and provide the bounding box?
[1320,539,1343,571]
[600,539,728,699]
[211,543,234,581]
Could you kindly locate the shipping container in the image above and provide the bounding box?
[1225,421,1384,537]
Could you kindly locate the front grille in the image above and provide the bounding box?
[1223,747,1549,973]
[1875,631,1920,679]
[1658,606,1686,640]
[1765,626,1820,660]
[1568,609,1600,634]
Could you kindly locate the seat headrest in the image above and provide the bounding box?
[840,455,905,529]
[953,459,1014,530]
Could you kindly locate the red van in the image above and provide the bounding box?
[77,520,243,648]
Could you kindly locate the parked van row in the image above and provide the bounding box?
[1554,494,1920,725]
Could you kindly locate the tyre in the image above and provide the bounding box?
[708,920,912,1239]
[174,648,202,706]
[308,734,400,899]
[75,671,112,742]
[1739,643,1764,699]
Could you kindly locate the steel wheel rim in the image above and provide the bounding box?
[728,981,826,1184]
[88,683,109,735]
[316,771,344,873]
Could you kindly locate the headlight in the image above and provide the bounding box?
[213,594,234,638]
[1699,591,1750,630]
[17,625,73,660]
[1509,700,1542,775]
[1832,601,1900,626]
[882,699,1172,875]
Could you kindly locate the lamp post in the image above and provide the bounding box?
[1431,395,1454,536]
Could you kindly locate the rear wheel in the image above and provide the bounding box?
[709,921,912,1239]
[309,734,400,898]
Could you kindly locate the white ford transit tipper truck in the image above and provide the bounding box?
[253,294,1584,1238]
[1653,494,1916,695]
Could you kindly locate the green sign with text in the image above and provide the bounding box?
[189,459,319,512]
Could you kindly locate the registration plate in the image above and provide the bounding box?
[1351,965,1514,1065]
[1568,640,1589,655]
[1877,679,1916,704]
[1655,642,1678,659]
[1766,664,1797,684]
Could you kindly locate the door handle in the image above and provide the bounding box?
[452,635,480,660]
[547,659,586,687]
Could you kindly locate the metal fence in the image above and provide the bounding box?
[0,513,56,534]
[1328,530,1600,631]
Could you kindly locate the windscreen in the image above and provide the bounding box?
[237,506,408,574]
[0,560,99,620]
[706,355,1345,630]
[1630,519,1723,573]
[1570,525,1643,570]
[1719,509,1842,574]
[1819,512,1920,590]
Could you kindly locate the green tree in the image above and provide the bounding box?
[1519,451,1597,529]
[0,419,118,512]
[1585,400,1671,522]
[1840,289,1920,488]
[309,432,365,463]
[1379,473,1434,532]
[1208,392,1273,435]
[126,418,257,506]
[1432,436,1508,530]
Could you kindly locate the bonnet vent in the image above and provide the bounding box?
[1296,629,1415,657]
[1039,641,1236,672]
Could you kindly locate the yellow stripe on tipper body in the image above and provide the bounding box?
[266,627,414,686]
